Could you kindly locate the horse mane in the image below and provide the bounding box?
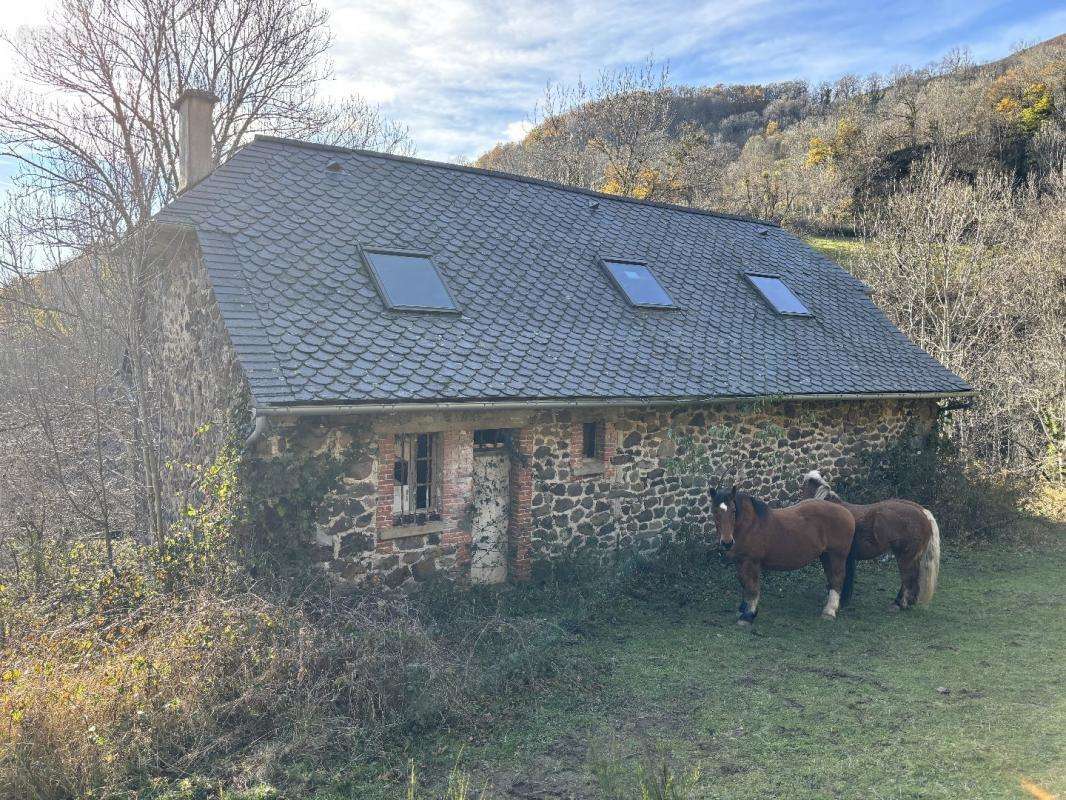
[737,492,769,518]
[803,469,842,502]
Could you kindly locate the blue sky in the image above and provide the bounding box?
[317,0,1064,160]
[0,0,1063,190]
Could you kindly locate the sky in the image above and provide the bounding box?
[0,0,1063,189]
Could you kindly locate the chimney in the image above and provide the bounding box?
[173,88,219,192]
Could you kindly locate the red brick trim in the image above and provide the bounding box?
[602,420,617,480]
[508,427,533,581]
[376,430,473,569]
[376,434,395,532]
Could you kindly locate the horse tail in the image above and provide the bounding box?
[840,534,860,606]
[917,509,940,604]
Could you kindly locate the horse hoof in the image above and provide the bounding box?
[737,618,752,627]
[820,611,837,620]
[887,602,901,613]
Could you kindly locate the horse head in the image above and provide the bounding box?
[711,484,739,549]
[801,469,833,500]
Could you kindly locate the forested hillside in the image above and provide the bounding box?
[476,35,1065,232]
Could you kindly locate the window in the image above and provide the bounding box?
[581,421,602,460]
[601,260,675,308]
[745,273,812,316]
[362,249,458,312]
[474,428,509,452]
[393,433,441,525]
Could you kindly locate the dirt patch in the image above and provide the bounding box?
[792,665,892,692]
[489,731,597,799]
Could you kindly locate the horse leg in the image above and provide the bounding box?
[819,552,846,619]
[891,547,922,611]
[736,559,761,626]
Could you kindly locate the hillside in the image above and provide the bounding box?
[475,35,1065,231]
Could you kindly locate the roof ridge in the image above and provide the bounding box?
[248,134,780,228]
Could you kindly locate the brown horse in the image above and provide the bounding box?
[800,470,940,611]
[711,486,857,625]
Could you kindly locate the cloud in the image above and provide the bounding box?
[318,0,1061,161]
[320,0,776,159]
[0,0,51,74]
[0,0,1059,170]
[503,119,533,142]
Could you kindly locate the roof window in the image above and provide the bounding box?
[601,259,675,308]
[362,249,458,312]
[745,273,811,316]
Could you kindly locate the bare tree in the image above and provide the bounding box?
[312,95,416,155]
[0,0,413,583]
[521,58,675,199]
[0,0,413,240]
[856,155,1066,480]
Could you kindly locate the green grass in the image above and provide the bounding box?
[341,536,1066,800]
[805,235,867,267]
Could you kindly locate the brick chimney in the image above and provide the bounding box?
[173,88,219,192]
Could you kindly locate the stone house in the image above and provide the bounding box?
[152,90,971,587]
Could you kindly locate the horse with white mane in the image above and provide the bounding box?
[800,470,940,611]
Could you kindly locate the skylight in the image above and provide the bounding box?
[601,260,675,308]
[745,273,812,316]
[362,250,458,312]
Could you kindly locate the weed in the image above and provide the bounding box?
[590,739,703,800]
[405,756,489,800]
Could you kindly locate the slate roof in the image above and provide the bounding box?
[158,136,971,407]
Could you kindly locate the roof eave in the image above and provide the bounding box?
[251,390,975,418]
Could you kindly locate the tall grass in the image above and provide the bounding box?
[0,575,591,800]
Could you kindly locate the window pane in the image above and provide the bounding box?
[364,251,456,311]
[603,261,675,308]
[582,422,600,459]
[394,433,440,523]
[747,274,811,315]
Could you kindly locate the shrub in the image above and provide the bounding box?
[837,422,1026,540]
[0,587,472,799]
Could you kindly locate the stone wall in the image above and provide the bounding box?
[522,398,936,567]
[251,413,492,589]
[246,398,936,587]
[157,231,249,518]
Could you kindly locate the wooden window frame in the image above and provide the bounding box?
[572,420,607,477]
[393,432,443,526]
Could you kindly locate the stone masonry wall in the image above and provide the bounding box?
[252,413,487,589]
[157,232,249,519]
[248,398,936,587]
[523,398,936,567]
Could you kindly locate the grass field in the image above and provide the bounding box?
[341,531,1065,800]
[805,235,867,268]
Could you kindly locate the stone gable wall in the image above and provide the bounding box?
[157,232,249,519]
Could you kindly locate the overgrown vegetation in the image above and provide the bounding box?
[0,425,1059,797]
[0,435,605,799]
[0,4,1063,798]
[837,419,1027,541]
